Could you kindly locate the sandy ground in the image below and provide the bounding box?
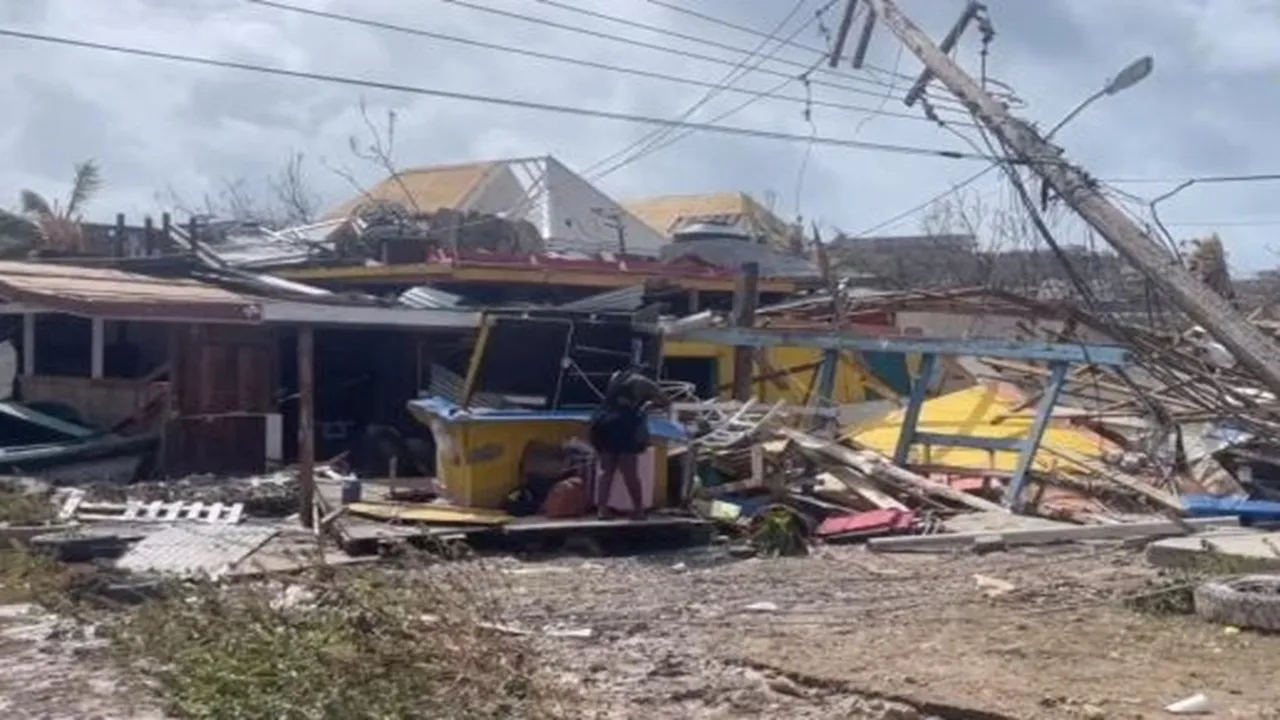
[3,542,1280,719]
[486,543,1280,719]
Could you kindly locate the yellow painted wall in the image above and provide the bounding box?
[663,340,892,404]
[423,416,669,509]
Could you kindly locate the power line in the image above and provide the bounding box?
[0,27,1006,162]
[1164,219,1280,228]
[594,58,828,181]
[530,0,904,91]
[585,0,820,180]
[849,163,999,236]
[248,0,956,126]
[645,0,919,85]
[438,0,970,113]
[1105,173,1280,185]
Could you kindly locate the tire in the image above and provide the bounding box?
[1193,574,1280,632]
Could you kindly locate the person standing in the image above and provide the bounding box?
[587,366,669,520]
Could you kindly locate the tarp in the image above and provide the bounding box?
[847,382,1119,474]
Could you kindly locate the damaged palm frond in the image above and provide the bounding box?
[66,160,103,218]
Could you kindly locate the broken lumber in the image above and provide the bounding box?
[814,468,908,511]
[1039,445,1184,514]
[777,428,1006,513]
[866,515,1241,553]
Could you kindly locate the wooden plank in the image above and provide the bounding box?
[1040,445,1184,513]
[779,427,1006,513]
[815,469,908,511]
[867,516,1241,553]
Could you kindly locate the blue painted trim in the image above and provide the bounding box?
[407,396,689,441]
[676,328,1128,365]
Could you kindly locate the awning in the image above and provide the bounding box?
[0,261,262,323]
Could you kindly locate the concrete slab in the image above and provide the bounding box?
[1146,530,1280,572]
[941,511,1073,535]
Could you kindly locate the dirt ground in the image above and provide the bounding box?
[486,543,1280,719]
[3,542,1280,719]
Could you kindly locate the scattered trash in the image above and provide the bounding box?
[974,574,1016,598]
[1164,692,1211,714]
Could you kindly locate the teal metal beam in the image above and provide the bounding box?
[892,352,938,465]
[675,328,1128,366]
[1004,360,1071,511]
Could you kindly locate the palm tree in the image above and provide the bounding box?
[0,160,103,256]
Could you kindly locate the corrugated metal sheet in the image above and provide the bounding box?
[399,285,467,309]
[426,364,502,408]
[556,285,647,313]
[660,238,820,280]
[0,261,263,322]
[211,220,345,269]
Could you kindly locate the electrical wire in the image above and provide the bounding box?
[591,57,830,181]
[1163,219,1280,228]
[583,0,818,180]
[530,0,911,92]
[644,0,921,85]
[849,164,999,237]
[0,27,1014,162]
[1105,173,1280,185]
[438,0,971,113]
[248,0,947,123]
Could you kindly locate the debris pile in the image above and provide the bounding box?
[667,287,1280,558]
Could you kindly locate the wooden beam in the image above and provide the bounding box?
[21,313,34,375]
[297,326,316,529]
[90,318,105,379]
[731,262,760,401]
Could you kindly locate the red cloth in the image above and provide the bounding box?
[541,476,587,518]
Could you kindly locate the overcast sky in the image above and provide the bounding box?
[2,0,1279,273]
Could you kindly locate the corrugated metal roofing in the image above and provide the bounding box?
[660,238,820,280]
[556,285,647,313]
[398,286,468,309]
[211,220,345,269]
[0,261,263,322]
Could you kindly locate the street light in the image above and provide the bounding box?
[1046,55,1154,139]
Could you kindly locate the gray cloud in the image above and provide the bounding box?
[1,0,1278,271]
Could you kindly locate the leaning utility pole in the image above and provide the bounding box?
[854,0,1280,396]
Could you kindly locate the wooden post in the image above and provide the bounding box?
[21,313,35,376]
[90,318,105,379]
[114,213,126,257]
[297,326,316,528]
[143,216,155,257]
[160,324,179,478]
[730,262,760,401]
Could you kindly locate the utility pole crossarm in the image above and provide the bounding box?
[829,0,860,67]
[863,0,1280,397]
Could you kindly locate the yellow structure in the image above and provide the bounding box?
[410,405,671,510]
[663,340,910,404]
[848,382,1119,473]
